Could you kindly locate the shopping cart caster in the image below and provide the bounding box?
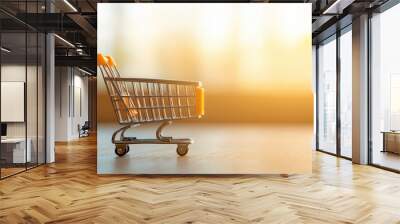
[115,144,130,156]
[177,144,189,156]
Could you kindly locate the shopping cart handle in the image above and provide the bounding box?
[97,53,108,66]
[196,87,205,117]
[106,56,117,67]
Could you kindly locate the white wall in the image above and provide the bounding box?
[1,64,46,164]
[71,73,89,138]
[1,65,37,137]
[55,67,89,141]
[55,67,70,141]
[1,65,27,141]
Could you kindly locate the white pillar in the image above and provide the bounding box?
[46,32,55,163]
[55,67,74,141]
[312,45,317,150]
[352,14,369,164]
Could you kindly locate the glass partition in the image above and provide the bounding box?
[0,31,28,177]
[0,2,46,179]
[317,36,337,154]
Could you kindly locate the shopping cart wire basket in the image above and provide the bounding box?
[97,53,205,156]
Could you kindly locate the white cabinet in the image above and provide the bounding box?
[1,138,32,163]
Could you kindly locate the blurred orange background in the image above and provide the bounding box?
[97,3,312,124]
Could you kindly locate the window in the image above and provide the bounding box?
[339,28,352,158]
[317,36,337,154]
[370,3,400,171]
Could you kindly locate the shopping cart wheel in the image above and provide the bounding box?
[115,144,129,156]
[176,144,189,156]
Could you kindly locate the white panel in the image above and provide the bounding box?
[11,139,32,163]
[73,86,81,137]
[1,82,25,122]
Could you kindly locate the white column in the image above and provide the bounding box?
[312,45,317,150]
[55,67,73,141]
[46,33,55,163]
[352,14,369,164]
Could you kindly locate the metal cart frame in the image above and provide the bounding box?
[97,54,204,156]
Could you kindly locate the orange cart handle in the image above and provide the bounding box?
[97,53,108,66]
[105,56,117,67]
[195,86,205,118]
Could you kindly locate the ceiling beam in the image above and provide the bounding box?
[322,0,356,14]
[67,13,97,39]
[312,15,335,33]
[55,55,96,71]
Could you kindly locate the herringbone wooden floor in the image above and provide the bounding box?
[1,135,400,224]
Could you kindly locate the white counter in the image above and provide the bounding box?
[1,138,31,163]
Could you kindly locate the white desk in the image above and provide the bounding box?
[1,138,31,163]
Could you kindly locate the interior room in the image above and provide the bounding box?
[0,8,46,178]
[1,0,400,223]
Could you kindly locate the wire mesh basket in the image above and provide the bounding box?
[97,53,204,156]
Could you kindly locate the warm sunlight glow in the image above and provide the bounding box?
[98,3,312,123]
[99,3,311,94]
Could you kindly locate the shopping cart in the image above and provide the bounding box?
[97,53,205,157]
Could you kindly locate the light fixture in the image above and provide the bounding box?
[63,0,78,12]
[322,0,354,15]
[54,34,75,48]
[76,48,85,55]
[78,67,93,76]
[1,47,11,53]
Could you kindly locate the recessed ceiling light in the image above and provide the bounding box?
[54,34,75,48]
[323,0,354,15]
[63,0,78,12]
[1,47,11,53]
[78,67,93,76]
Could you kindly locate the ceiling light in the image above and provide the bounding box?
[54,34,75,48]
[78,67,93,76]
[63,0,78,12]
[1,47,11,53]
[322,0,354,15]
